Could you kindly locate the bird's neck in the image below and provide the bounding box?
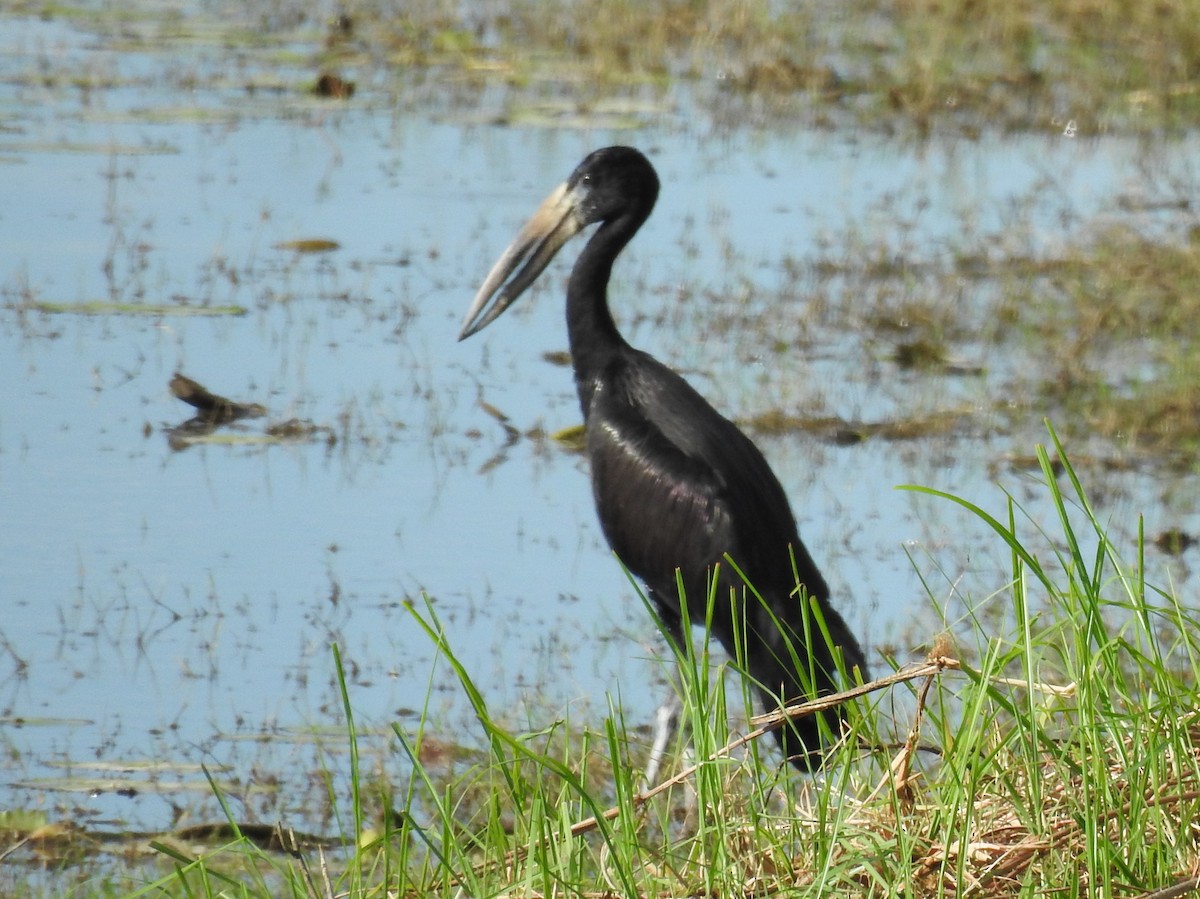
[566,220,635,418]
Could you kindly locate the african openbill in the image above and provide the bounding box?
[459,146,867,772]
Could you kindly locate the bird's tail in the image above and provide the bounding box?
[741,590,867,771]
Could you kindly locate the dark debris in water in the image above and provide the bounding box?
[166,373,336,450]
[1155,528,1197,556]
[542,350,573,368]
[465,396,590,471]
[1000,454,1067,478]
[170,372,266,425]
[989,451,1145,480]
[265,418,337,442]
[743,409,974,444]
[891,339,984,376]
[473,397,522,474]
[313,72,355,99]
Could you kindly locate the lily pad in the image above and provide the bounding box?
[13,775,271,797]
[0,716,94,728]
[273,238,341,253]
[33,301,247,317]
[44,759,228,774]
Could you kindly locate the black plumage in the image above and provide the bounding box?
[459,146,866,771]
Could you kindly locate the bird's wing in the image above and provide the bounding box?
[584,351,805,602]
[587,407,728,597]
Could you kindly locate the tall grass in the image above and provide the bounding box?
[125,425,1200,897]
[900,424,1200,895]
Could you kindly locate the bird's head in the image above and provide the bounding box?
[458,146,659,340]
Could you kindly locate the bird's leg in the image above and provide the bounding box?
[643,689,682,789]
[643,679,700,838]
[642,590,690,788]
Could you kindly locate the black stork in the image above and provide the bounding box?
[459,146,867,773]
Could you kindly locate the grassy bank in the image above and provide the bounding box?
[6,0,1200,133]
[13,427,1191,898]
[327,0,1200,133]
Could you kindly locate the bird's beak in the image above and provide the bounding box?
[458,181,585,340]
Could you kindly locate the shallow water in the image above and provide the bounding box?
[1,4,1198,843]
